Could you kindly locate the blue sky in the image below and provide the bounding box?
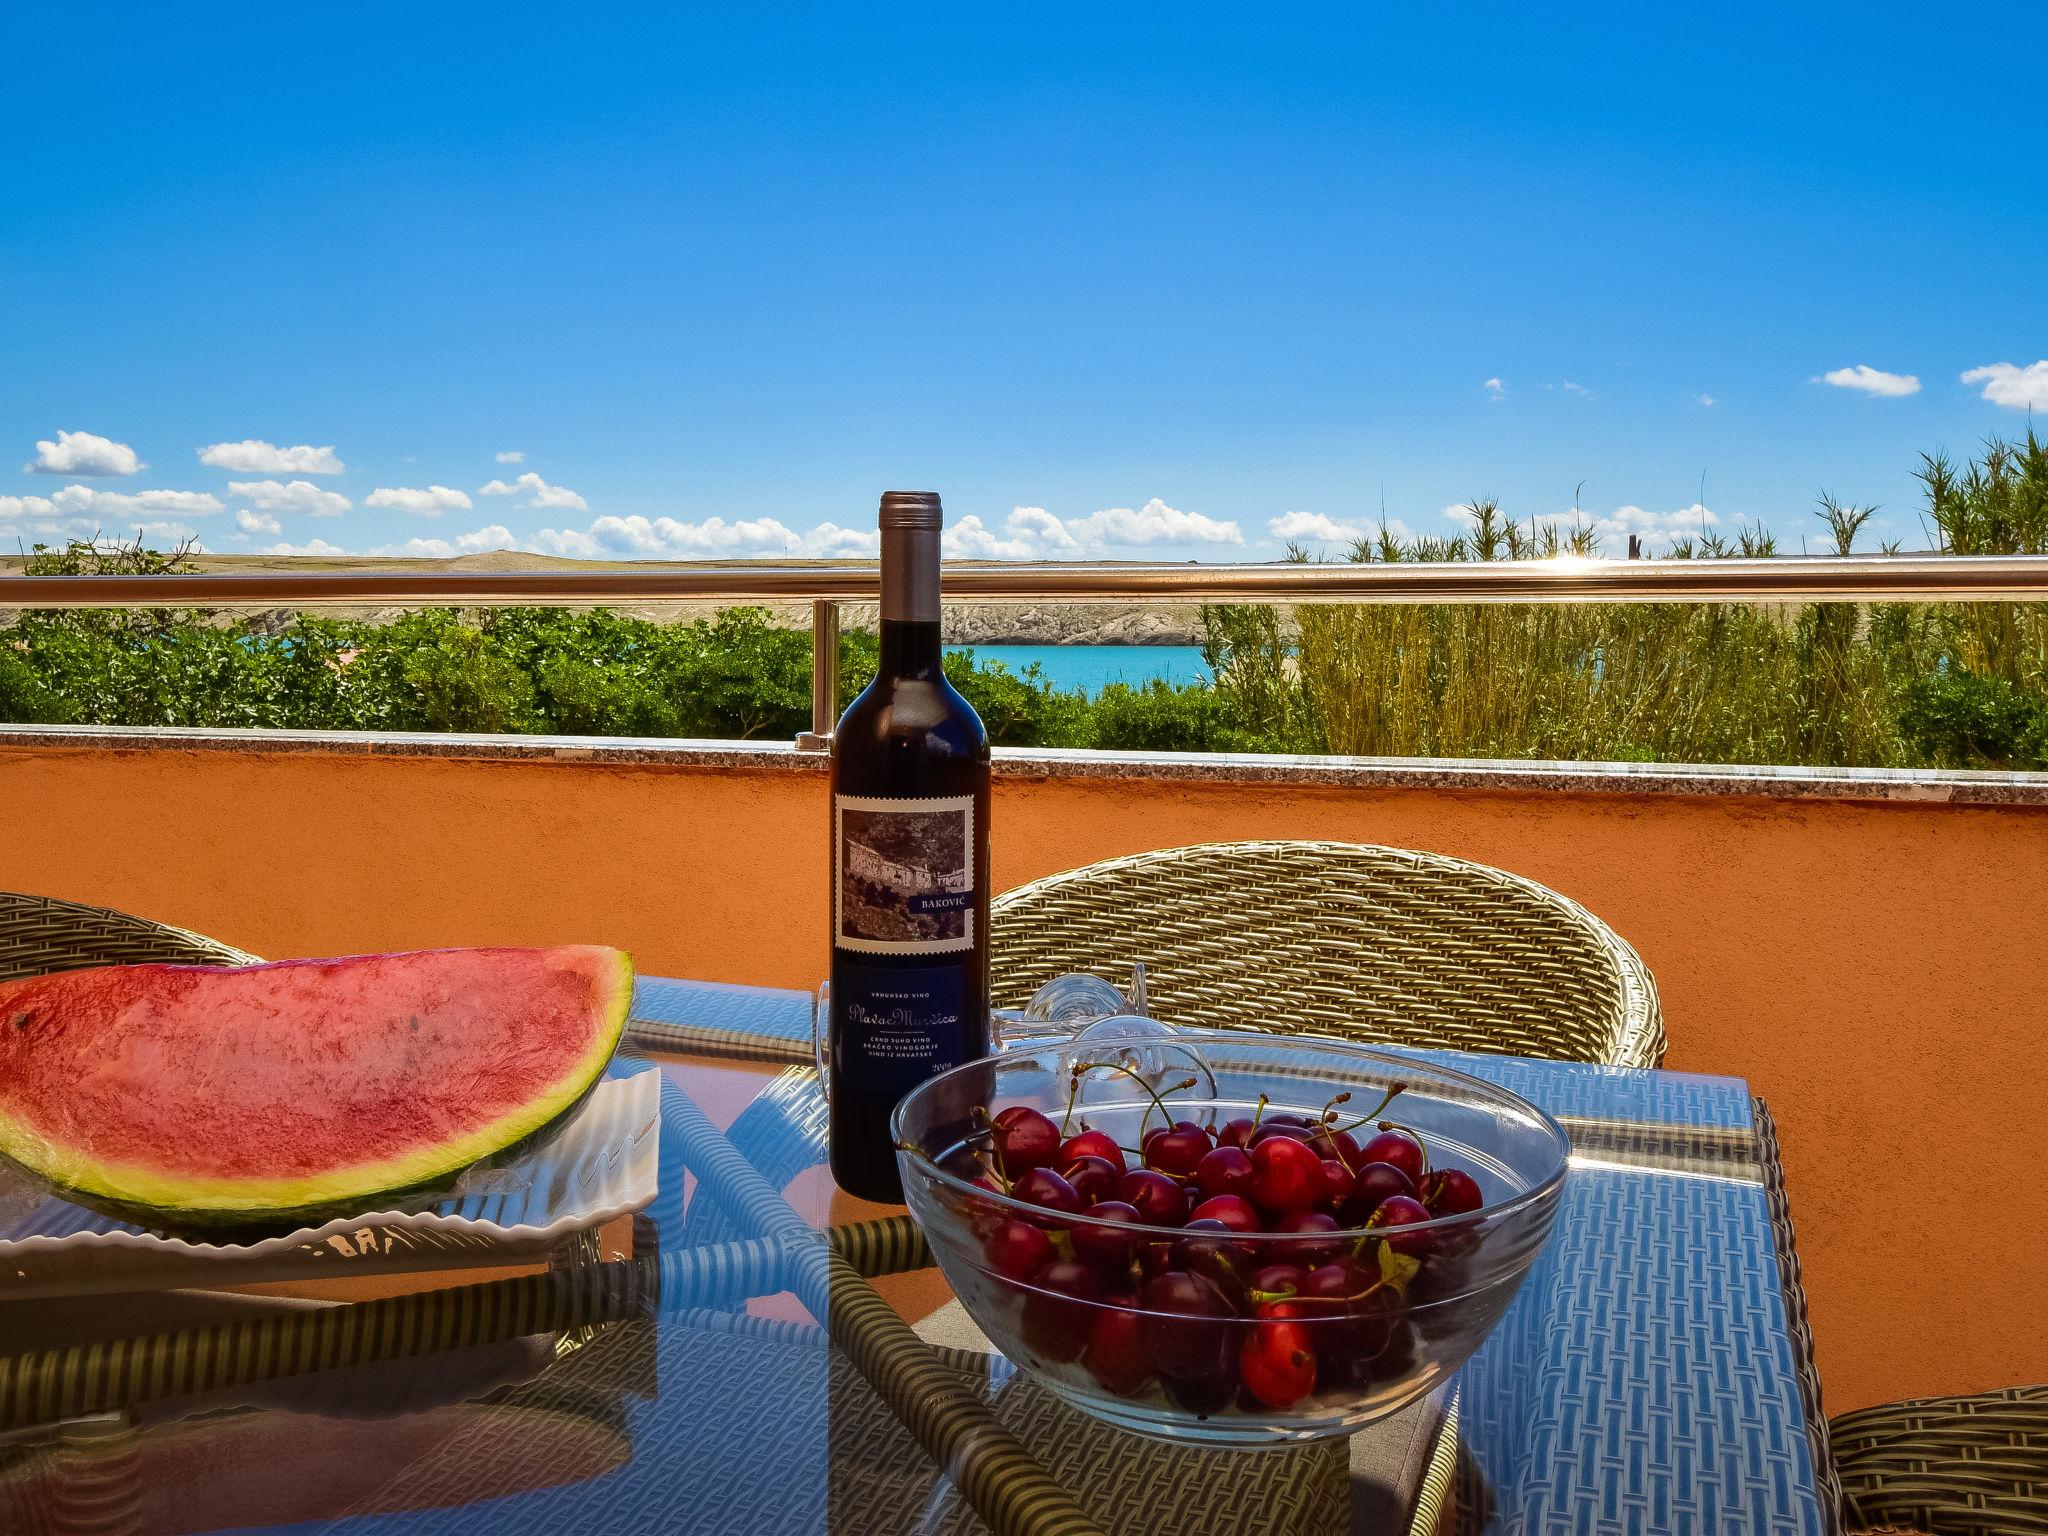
[3,4,2043,562]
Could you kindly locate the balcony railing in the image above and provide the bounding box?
[5,554,2048,744]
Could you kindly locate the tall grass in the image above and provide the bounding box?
[1204,436,2048,769]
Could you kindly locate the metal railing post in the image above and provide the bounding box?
[797,598,839,752]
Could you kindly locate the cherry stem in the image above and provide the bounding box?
[1377,1119,1431,1177]
[1359,1083,1406,1125]
[1316,1092,1359,1174]
[1250,1093,1270,1129]
[1058,1070,1084,1136]
[970,1104,1012,1186]
[1258,1275,1390,1308]
[971,1148,1013,1195]
[1069,1061,1197,1141]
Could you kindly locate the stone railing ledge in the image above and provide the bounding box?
[0,723,2043,807]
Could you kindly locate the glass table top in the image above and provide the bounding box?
[0,976,1834,1535]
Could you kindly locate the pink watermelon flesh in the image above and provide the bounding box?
[0,945,632,1217]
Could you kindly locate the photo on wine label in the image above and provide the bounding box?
[836,795,974,952]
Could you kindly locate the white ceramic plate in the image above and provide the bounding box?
[0,1063,660,1299]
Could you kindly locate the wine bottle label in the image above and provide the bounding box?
[832,959,969,1100]
[833,793,978,955]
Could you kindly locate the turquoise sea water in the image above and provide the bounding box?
[946,644,1210,697]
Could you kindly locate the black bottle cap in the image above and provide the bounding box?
[878,490,943,531]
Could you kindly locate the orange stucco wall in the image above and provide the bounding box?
[3,739,2044,1413]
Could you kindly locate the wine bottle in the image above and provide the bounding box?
[828,490,992,1202]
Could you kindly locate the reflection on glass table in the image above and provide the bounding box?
[0,975,1835,1536]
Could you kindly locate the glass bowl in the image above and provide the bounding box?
[892,1030,1568,1447]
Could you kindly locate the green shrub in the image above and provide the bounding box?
[1899,670,2048,769]
[1083,679,1266,753]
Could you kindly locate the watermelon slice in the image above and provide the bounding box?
[0,945,632,1219]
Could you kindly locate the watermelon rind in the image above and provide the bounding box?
[0,946,634,1222]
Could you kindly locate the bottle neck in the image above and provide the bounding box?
[878,523,943,678]
[879,619,943,678]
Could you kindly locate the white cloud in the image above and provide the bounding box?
[1560,380,1593,399]
[528,527,602,557]
[1697,394,1717,408]
[1819,365,1920,398]
[1266,511,1413,547]
[943,499,1243,559]
[366,484,473,516]
[228,478,351,517]
[1961,360,2048,412]
[944,507,1080,559]
[494,450,525,464]
[26,429,143,477]
[132,521,205,549]
[234,508,282,536]
[479,471,588,512]
[1483,377,1506,402]
[4,484,225,520]
[260,538,349,556]
[1445,500,1717,552]
[530,513,876,560]
[199,439,346,474]
[457,524,518,553]
[359,526,520,558]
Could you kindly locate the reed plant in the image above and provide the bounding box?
[1204,436,2048,769]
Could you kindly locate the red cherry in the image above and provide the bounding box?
[1240,1312,1317,1408]
[992,1105,1061,1172]
[1169,1218,1250,1307]
[1420,1167,1484,1217]
[1011,1167,1083,1227]
[1059,1153,1120,1206]
[1249,1134,1325,1215]
[1187,1193,1261,1234]
[1320,1158,1351,1209]
[1297,1260,1396,1360]
[1163,1371,1236,1414]
[1021,1257,1111,1361]
[1193,1144,1256,1201]
[1071,1200,1144,1268]
[1058,1129,1127,1173]
[1271,1209,1342,1266]
[1339,1161,1417,1226]
[1083,1300,1151,1396]
[982,1218,1055,1282]
[1113,1168,1190,1227]
[1247,1262,1306,1300]
[1145,1125,1212,1178]
[1369,1194,1435,1256]
[1215,1116,1258,1150]
[1358,1130,1425,1186]
[1309,1127,1362,1167]
[1137,1271,1236,1381]
[1247,1121,1314,1148]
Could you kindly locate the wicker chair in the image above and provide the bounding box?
[990,841,1665,1069]
[0,892,257,982]
[1830,1387,2048,1536]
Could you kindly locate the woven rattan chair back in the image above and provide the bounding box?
[990,841,1665,1069]
[0,892,257,983]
